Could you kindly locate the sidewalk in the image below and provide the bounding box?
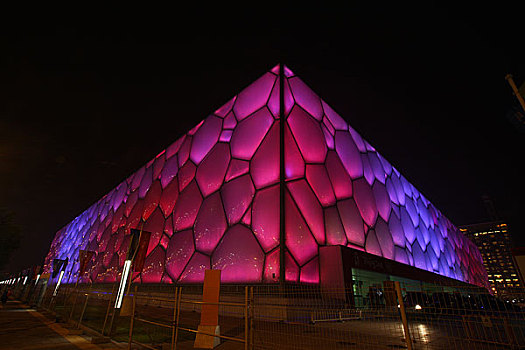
[0,300,121,350]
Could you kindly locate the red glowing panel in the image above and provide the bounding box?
[372,182,391,222]
[196,143,230,197]
[300,257,319,284]
[285,252,300,283]
[178,162,196,192]
[166,229,194,281]
[160,155,178,188]
[252,185,280,252]
[177,136,192,167]
[283,78,294,116]
[306,164,336,206]
[287,180,325,244]
[321,100,347,130]
[288,77,323,121]
[215,96,236,117]
[365,229,382,257]
[267,78,280,117]
[388,212,405,247]
[285,193,317,266]
[335,131,362,179]
[159,179,179,217]
[337,199,365,247]
[166,136,185,159]
[131,166,146,191]
[284,123,305,180]
[138,166,153,198]
[141,246,165,283]
[142,181,162,221]
[251,122,279,188]
[231,108,274,160]
[375,219,394,260]
[179,252,210,283]
[225,159,249,182]
[143,208,165,255]
[212,225,264,282]
[223,112,237,129]
[190,116,222,164]
[221,175,255,225]
[324,206,347,246]
[194,193,227,255]
[288,106,327,163]
[325,151,352,199]
[353,179,378,227]
[263,248,279,283]
[153,154,165,181]
[172,181,202,231]
[233,72,276,120]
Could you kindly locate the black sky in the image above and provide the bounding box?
[1,3,524,274]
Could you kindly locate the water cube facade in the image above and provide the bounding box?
[43,65,488,288]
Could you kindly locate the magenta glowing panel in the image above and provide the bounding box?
[43,65,487,288]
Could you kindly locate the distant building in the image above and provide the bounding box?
[511,247,525,294]
[461,222,522,298]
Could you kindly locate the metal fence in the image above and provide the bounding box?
[31,278,525,350]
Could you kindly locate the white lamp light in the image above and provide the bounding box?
[115,260,132,309]
[53,270,65,297]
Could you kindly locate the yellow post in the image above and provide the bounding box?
[506,74,525,113]
[194,270,221,349]
[394,281,412,350]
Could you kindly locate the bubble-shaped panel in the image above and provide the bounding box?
[173,181,202,232]
[166,229,194,281]
[252,185,280,252]
[212,225,264,283]
[196,143,230,197]
[194,193,227,255]
[231,108,274,160]
[288,106,327,163]
[221,175,255,225]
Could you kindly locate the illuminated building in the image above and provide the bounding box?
[461,222,521,297]
[43,65,487,290]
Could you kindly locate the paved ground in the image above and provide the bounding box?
[0,300,124,350]
[1,293,520,350]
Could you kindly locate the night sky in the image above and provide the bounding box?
[1,3,524,274]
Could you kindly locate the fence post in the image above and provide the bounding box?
[244,286,249,350]
[394,281,413,350]
[127,285,137,350]
[503,317,517,348]
[48,286,55,310]
[249,286,254,350]
[173,287,182,350]
[102,284,117,336]
[462,315,471,342]
[78,293,89,328]
[171,287,179,350]
[250,287,255,349]
[69,288,79,321]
